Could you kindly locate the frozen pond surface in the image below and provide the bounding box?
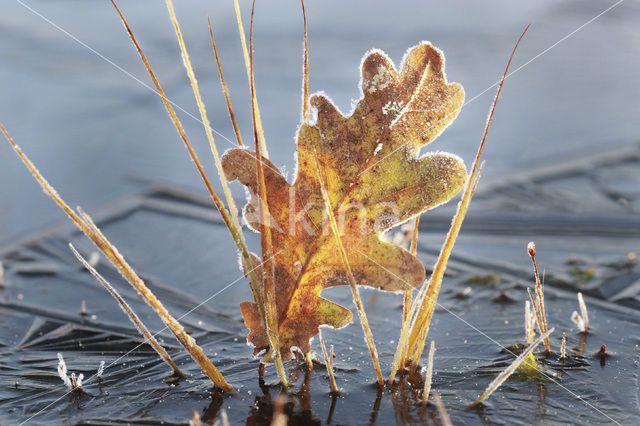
[1,1,640,424]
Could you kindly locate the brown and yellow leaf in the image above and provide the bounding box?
[223,43,467,360]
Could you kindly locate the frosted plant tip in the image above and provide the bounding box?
[527,242,536,257]
[56,353,84,391]
[571,311,586,333]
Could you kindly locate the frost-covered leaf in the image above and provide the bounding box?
[223,43,466,360]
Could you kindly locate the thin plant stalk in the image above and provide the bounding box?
[468,328,553,408]
[402,217,420,333]
[232,0,268,158]
[0,124,232,391]
[208,17,244,147]
[249,0,287,386]
[409,325,430,375]
[110,0,272,383]
[422,340,435,404]
[300,0,310,122]
[69,243,186,378]
[528,242,551,352]
[299,0,315,367]
[165,3,271,333]
[407,27,530,360]
[387,263,430,382]
[76,208,230,388]
[310,138,384,386]
[164,0,242,233]
[319,329,338,393]
[525,300,535,344]
[561,332,567,359]
[305,352,314,371]
[527,288,546,333]
[577,292,589,332]
[433,393,453,426]
[390,216,421,380]
[388,25,530,385]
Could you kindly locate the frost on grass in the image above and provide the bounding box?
[571,292,590,333]
[57,353,83,391]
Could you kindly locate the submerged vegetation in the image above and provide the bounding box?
[0,0,629,424]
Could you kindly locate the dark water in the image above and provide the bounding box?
[1,0,640,425]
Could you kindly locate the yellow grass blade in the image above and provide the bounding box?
[208,17,244,147]
[422,340,435,404]
[319,329,339,393]
[233,0,269,158]
[248,0,287,386]
[164,0,242,233]
[310,138,384,386]
[528,242,551,352]
[387,25,531,385]
[69,243,186,378]
[300,0,310,122]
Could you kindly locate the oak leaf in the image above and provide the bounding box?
[222,43,466,360]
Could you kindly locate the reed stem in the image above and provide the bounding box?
[249,0,287,386]
[388,25,530,385]
[319,329,339,393]
[69,243,186,378]
[232,0,268,158]
[208,17,244,147]
[311,138,384,386]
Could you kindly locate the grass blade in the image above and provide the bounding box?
[468,327,553,408]
[208,17,244,147]
[164,0,242,233]
[310,134,384,386]
[300,0,310,122]
[390,26,531,384]
[422,340,435,404]
[528,242,551,352]
[249,0,287,386]
[69,243,186,378]
[232,0,268,158]
[433,392,453,426]
[319,329,339,393]
[578,292,589,332]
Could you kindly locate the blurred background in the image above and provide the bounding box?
[1,0,639,244]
